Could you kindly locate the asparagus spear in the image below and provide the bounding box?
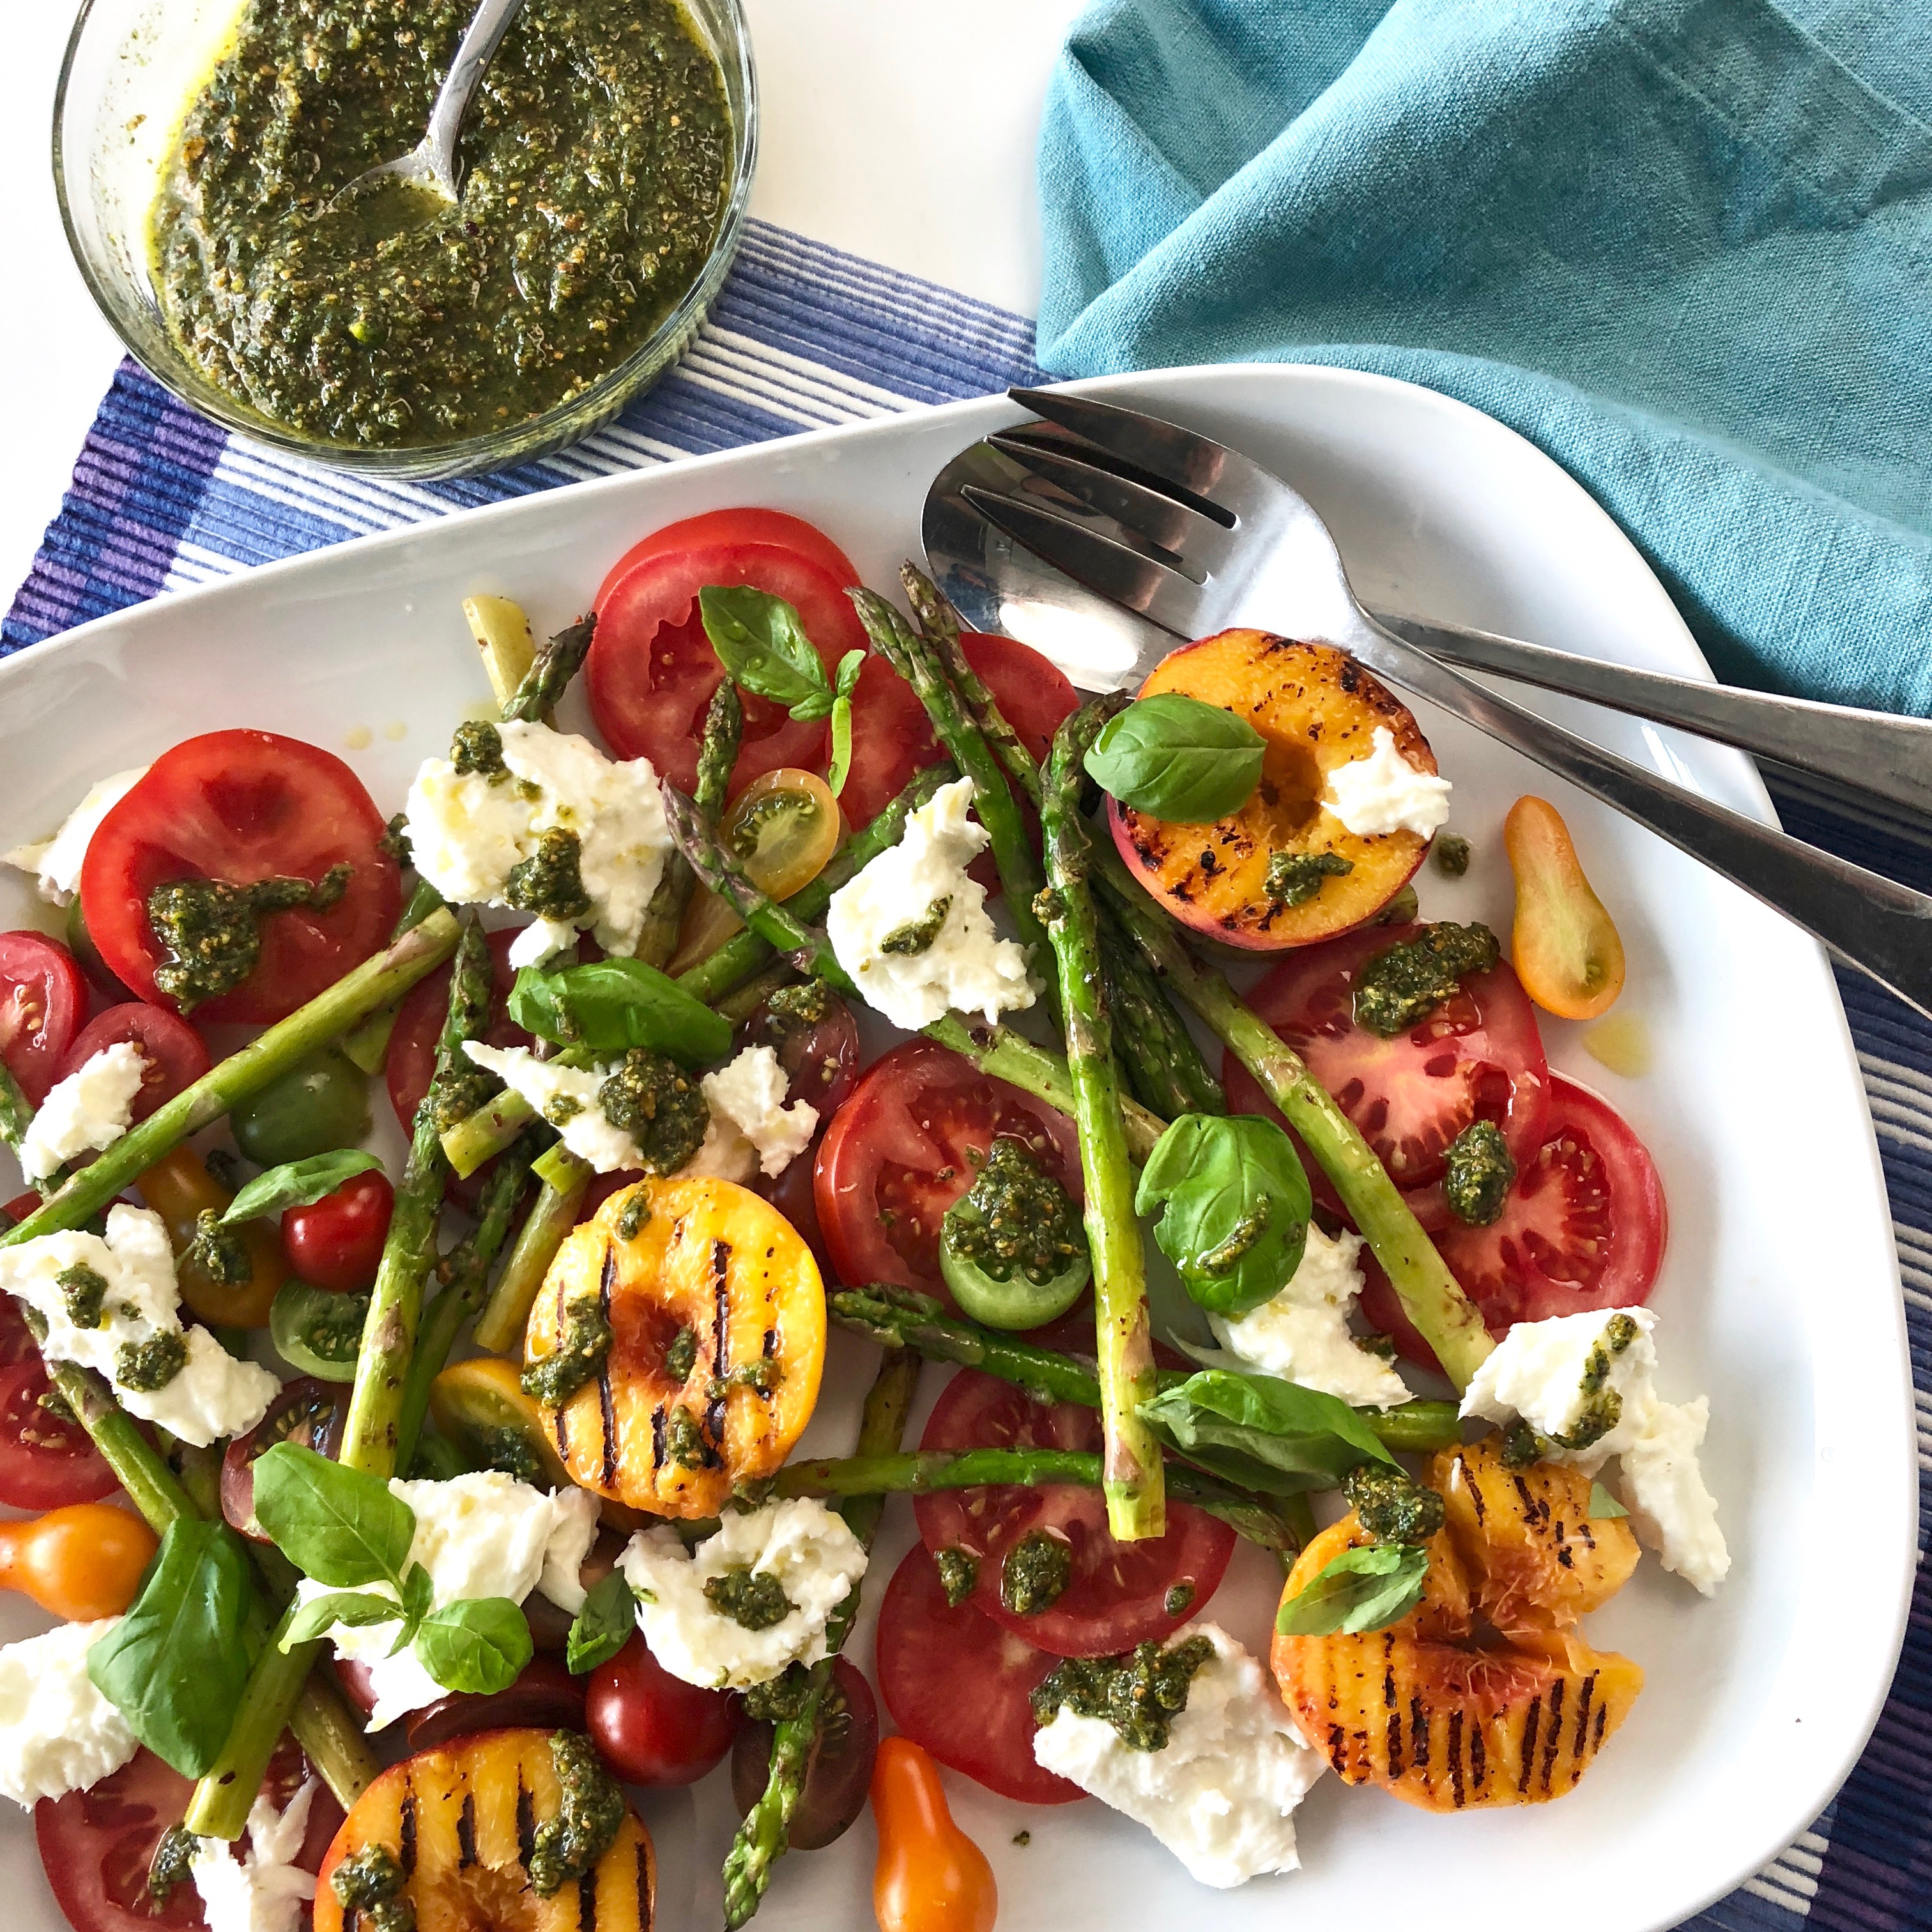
[900,564,1036,804]
[637,680,742,967]
[498,613,597,724]
[723,1348,919,1928]
[1092,843,1495,1390]
[1039,702,1163,1542]
[471,1143,592,1354]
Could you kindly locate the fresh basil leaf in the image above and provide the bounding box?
[400,1561,435,1623]
[1083,693,1265,822]
[1139,1367,1397,1495]
[700,586,832,714]
[251,1441,415,1589]
[88,1518,254,1777]
[1134,1114,1312,1315]
[221,1150,383,1224]
[282,1590,403,1648]
[565,1570,638,1676]
[414,1597,533,1695]
[507,957,731,1064]
[825,650,867,799]
[1587,1480,1629,1520]
[834,648,867,700]
[1275,1542,1429,1637]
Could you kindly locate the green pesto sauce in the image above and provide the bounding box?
[332,1844,414,1932]
[450,720,509,780]
[703,1565,793,1630]
[116,1331,188,1393]
[878,897,951,956]
[505,829,591,921]
[664,1402,710,1469]
[934,1548,978,1609]
[1443,1119,1517,1228]
[150,0,732,450]
[763,978,832,1039]
[1551,1311,1640,1453]
[147,1825,196,1905]
[56,1264,109,1331]
[1000,1529,1071,1617]
[1031,1636,1216,1753]
[1344,1462,1446,1545]
[1351,921,1500,1038]
[741,1661,815,1722]
[705,1358,777,1402]
[597,1050,709,1173]
[663,1323,698,1383]
[1163,1581,1195,1618]
[477,1424,545,1484]
[945,1137,1084,1287]
[429,1064,499,1133]
[529,1731,625,1898]
[185,1209,252,1286]
[522,1295,613,1406]
[1264,848,1353,908]
[147,865,351,1011]
[617,1190,653,1243]
[1432,832,1473,877]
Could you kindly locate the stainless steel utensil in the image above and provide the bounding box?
[922,386,1932,1018]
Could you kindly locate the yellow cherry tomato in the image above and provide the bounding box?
[871,1736,997,1932]
[0,1503,159,1621]
[137,1145,289,1327]
[1504,795,1627,1020]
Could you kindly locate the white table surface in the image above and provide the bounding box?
[0,0,1083,613]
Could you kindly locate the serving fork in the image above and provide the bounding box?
[922,386,1932,1019]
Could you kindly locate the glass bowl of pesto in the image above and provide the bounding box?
[55,0,756,479]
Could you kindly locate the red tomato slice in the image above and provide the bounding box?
[385,926,530,1132]
[0,932,88,1106]
[56,1004,210,1123]
[36,1739,342,1932]
[912,1369,1234,1658]
[838,636,1080,831]
[0,1357,118,1510]
[588,542,869,797]
[79,732,401,1025]
[1225,923,1550,1231]
[594,509,860,604]
[873,1544,1082,1805]
[813,1039,1083,1303]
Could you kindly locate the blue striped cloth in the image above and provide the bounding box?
[4,219,1926,1931]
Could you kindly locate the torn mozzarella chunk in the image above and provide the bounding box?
[17,1042,149,1183]
[0,1618,139,1807]
[3,767,148,905]
[189,1782,318,1932]
[700,1046,817,1179]
[1322,728,1452,838]
[463,1043,645,1174]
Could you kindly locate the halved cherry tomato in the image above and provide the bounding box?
[1225,922,1549,1231]
[222,1378,345,1542]
[405,1655,587,1753]
[282,1170,395,1295]
[36,1738,342,1932]
[0,1501,158,1621]
[1505,795,1627,1020]
[136,1145,288,1328]
[79,731,400,1024]
[875,1544,1081,1805]
[0,931,87,1105]
[730,1653,878,1848]
[0,1291,39,1368]
[385,925,529,1133]
[738,985,861,1119]
[56,1004,210,1121]
[913,1368,1234,1658]
[595,508,860,604]
[586,1632,740,1786]
[814,1039,1084,1304]
[588,542,870,796]
[871,1736,998,1932]
[0,1356,118,1510]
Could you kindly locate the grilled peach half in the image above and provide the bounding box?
[1271,1440,1642,1811]
[314,1727,653,1932]
[1108,630,1438,947]
[525,1176,825,1519]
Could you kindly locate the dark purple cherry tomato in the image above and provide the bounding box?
[405,1657,586,1752]
[730,1655,877,1849]
[221,1378,344,1542]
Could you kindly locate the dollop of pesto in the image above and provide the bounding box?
[1501,1418,1542,1468]
[1163,1581,1195,1618]
[1264,848,1353,907]
[378,813,412,868]
[148,1823,196,1904]
[763,979,833,1038]
[1549,1311,1640,1453]
[1031,1636,1217,1753]
[116,1331,188,1393]
[1433,832,1472,877]
[663,1324,698,1384]
[664,1403,712,1470]
[56,1263,109,1331]
[1344,1461,1446,1544]
[1351,921,1500,1038]
[703,1565,793,1630]
[528,1730,625,1899]
[706,1358,778,1402]
[742,1661,816,1722]
[598,1050,709,1174]
[148,866,353,1011]
[616,1190,653,1243]
[1000,1530,1071,1617]
[934,1548,979,1609]
[1443,1119,1517,1227]
[450,720,509,781]
[878,897,951,956]
[331,1843,415,1932]
[944,1138,1085,1288]
[428,1064,500,1135]
[185,1209,253,1287]
[504,829,592,922]
[521,1296,613,1406]
[477,1425,545,1485]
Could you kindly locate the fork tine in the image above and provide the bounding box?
[961,486,1197,638]
[1008,385,1245,507]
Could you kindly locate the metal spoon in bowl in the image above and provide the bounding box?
[326,0,529,227]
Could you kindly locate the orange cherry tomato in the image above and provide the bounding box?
[1504,795,1627,1021]
[871,1735,997,1932]
[137,1144,289,1326]
[0,1502,159,1620]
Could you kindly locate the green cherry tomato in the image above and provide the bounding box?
[231,1046,371,1167]
[269,1278,369,1382]
[937,1209,1091,1331]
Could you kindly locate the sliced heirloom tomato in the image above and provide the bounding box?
[1225,922,1549,1232]
[80,731,401,1024]
[36,1738,341,1932]
[0,1356,119,1511]
[589,541,869,797]
[595,508,860,604]
[874,1544,1081,1805]
[815,1040,1083,1305]
[0,931,88,1105]
[56,1005,210,1121]
[913,1368,1234,1659]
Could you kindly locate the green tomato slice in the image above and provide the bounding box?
[269,1278,369,1382]
[937,1204,1091,1331]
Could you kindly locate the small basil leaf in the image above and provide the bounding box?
[414,1597,533,1695]
[1082,693,1265,822]
[220,1150,383,1224]
[399,1562,435,1623]
[507,958,732,1064]
[1587,1480,1629,1520]
[700,586,831,714]
[1275,1542,1429,1637]
[789,691,836,723]
[834,649,867,700]
[565,1570,638,1676]
[251,1441,415,1589]
[1134,1114,1312,1315]
[87,1518,254,1777]
[1139,1368,1397,1495]
[282,1590,402,1648]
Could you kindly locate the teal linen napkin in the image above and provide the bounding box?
[1036,0,1932,716]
